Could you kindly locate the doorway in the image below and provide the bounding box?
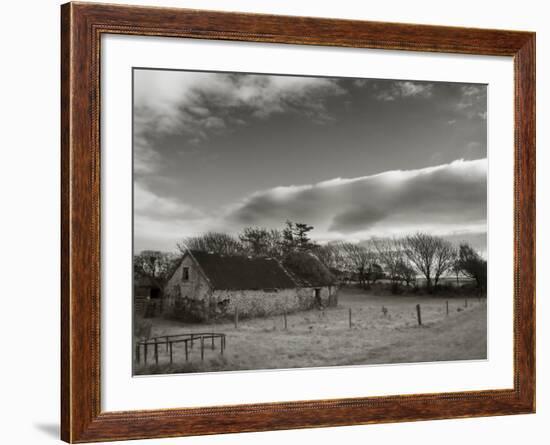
[314,288,321,307]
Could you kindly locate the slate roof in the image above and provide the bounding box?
[188,251,297,290]
[186,250,336,291]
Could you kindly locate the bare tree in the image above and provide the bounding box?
[432,239,456,286]
[239,227,283,258]
[372,237,403,292]
[178,232,244,256]
[340,242,374,288]
[401,233,437,288]
[366,262,384,284]
[312,243,344,271]
[401,233,455,289]
[451,254,462,286]
[396,259,416,287]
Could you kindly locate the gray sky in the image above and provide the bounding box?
[133,68,487,253]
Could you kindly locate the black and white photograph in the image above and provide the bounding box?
[1,0,544,442]
[132,68,488,375]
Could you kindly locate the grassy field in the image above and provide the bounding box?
[134,286,487,375]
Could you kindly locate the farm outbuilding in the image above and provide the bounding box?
[164,250,338,321]
[134,276,163,317]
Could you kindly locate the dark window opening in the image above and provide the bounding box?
[182,267,190,281]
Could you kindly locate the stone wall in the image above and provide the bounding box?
[211,288,299,319]
[211,285,337,319]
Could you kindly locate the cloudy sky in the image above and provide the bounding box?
[133,68,487,253]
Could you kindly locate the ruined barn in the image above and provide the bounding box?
[164,250,338,321]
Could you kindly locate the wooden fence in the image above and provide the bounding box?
[135,332,226,366]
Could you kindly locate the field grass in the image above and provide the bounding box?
[134,286,487,375]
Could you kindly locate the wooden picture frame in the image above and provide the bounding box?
[61,2,535,442]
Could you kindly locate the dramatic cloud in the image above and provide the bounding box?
[131,70,487,253]
[226,158,487,240]
[133,70,346,175]
[136,71,346,131]
[134,158,487,252]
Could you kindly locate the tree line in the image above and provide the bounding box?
[134,221,487,296]
[170,221,487,293]
[177,221,316,259]
[327,234,487,293]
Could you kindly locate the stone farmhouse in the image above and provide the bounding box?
[164,250,338,321]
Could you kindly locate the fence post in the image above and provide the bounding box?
[221,335,225,355]
[154,339,159,365]
[135,342,140,364]
[348,308,352,329]
[446,300,449,316]
[169,341,173,364]
[416,304,422,326]
[234,307,239,329]
[144,343,148,364]
[200,337,205,361]
[211,335,215,350]
[185,340,189,361]
[165,336,169,352]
